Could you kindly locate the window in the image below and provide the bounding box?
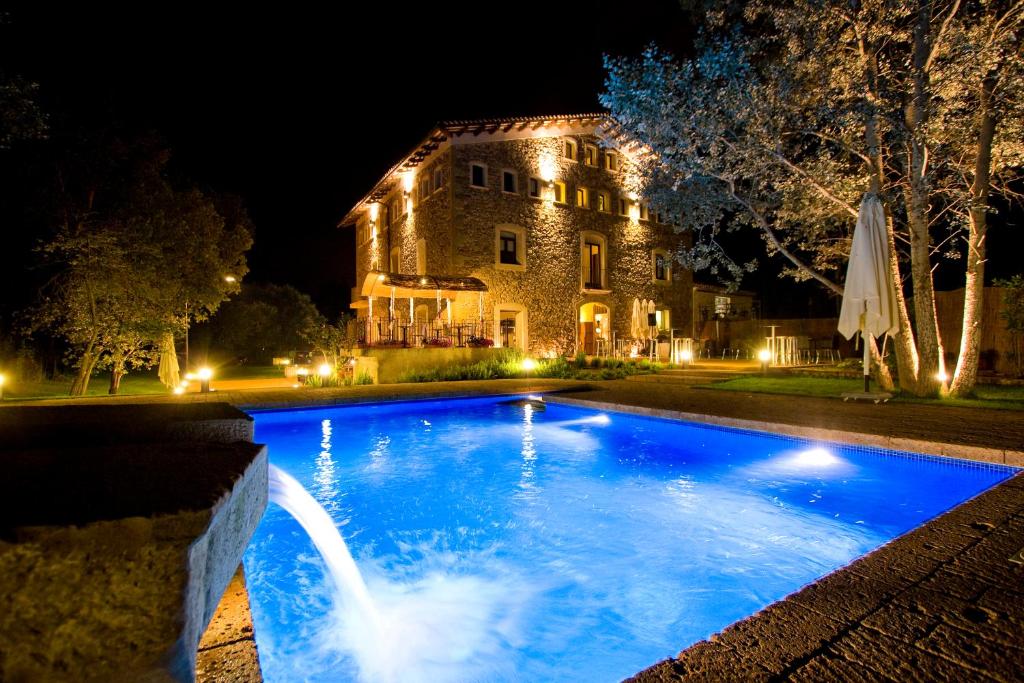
[604,152,619,171]
[576,186,590,209]
[502,169,518,194]
[639,203,649,221]
[433,167,445,192]
[390,197,403,223]
[584,144,598,167]
[563,139,577,161]
[652,249,670,282]
[656,308,670,331]
[715,296,731,316]
[528,177,542,198]
[617,197,629,216]
[494,224,526,270]
[553,180,567,204]
[596,191,611,213]
[419,177,431,199]
[500,231,518,264]
[390,246,401,273]
[581,235,606,290]
[470,163,487,188]
[356,219,371,245]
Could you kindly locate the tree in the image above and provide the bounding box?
[30,135,252,394]
[304,313,357,368]
[202,283,322,364]
[601,0,1024,396]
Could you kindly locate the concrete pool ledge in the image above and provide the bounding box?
[546,395,1024,467]
[627,471,1024,682]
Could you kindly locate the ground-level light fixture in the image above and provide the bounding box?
[0,372,5,400]
[521,358,537,373]
[198,367,213,393]
[758,348,771,375]
[681,349,693,364]
[936,370,949,382]
[224,275,237,283]
[318,363,332,378]
[173,385,185,395]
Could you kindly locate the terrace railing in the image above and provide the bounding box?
[357,318,494,348]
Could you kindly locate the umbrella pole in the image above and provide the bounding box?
[863,333,871,393]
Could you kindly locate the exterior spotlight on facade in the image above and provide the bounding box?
[539,157,556,184]
[224,275,237,283]
[318,363,332,378]
[198,367,213,393]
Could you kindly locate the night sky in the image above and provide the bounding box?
[2,4,1019,322]
[1,3,696,319]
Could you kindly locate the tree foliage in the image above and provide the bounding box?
[29,135,252,394]
[602,0,1024,396]
[202,283,322,365]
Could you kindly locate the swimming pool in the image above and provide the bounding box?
[243,396,1015,682]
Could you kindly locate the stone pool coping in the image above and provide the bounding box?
[8,379,1023,680]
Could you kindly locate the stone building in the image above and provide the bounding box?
[339,113,692,356]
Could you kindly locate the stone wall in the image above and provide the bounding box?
[352,128,693,356]
[449,134,692,355]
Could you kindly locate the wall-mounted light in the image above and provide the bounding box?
[539,157,556,184]
[402,172,415,196]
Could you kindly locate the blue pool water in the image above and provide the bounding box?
[243,396,1015,682]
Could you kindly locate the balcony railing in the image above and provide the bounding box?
[357,317,494,348]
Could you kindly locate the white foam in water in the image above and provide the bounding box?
[268,464,528,682]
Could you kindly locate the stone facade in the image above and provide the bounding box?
[346,115,692,356]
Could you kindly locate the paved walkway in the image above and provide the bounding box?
[8,377,1024,681]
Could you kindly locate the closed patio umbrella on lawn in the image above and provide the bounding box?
[838,194,899,394]
[157,333,180,390]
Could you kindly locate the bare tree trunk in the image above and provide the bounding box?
[900,2,944,397]
[70,345,100,396]
[859,30,919,395]
[950,75,997,397]
[108,369,124,395]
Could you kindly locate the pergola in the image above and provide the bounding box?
[355,271,488,325]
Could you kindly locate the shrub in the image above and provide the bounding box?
[466,335,494,348]
[354,371,374,385]
[573,351,587,369]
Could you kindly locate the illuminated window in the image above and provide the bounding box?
[563,139,577,161]
[715,296,731,316]
[576,186,590,209]
[581,232,607,290]
[553,180,567,203]
[494,224,526,269]
[470,163,487,188]
[596,191,611,213]
[604,152,619,171]
[584,144,598,167]
[433,167,445,192]
[502,170,518,194]
[528,177,541,198]
[652,249,670,282]
[617,197,629,216]
[656,308,670,331]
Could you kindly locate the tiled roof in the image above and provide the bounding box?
[338,113,611,226]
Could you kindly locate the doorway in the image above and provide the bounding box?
[579,303,610,355]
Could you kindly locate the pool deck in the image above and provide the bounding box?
[6,377,1023,680]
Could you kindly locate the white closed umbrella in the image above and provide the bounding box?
[157,333,180,389]
[630,298,641,339]
[838,194,899,393]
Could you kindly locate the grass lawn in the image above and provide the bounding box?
[2,365,286,401]
[704,374,1024,411]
